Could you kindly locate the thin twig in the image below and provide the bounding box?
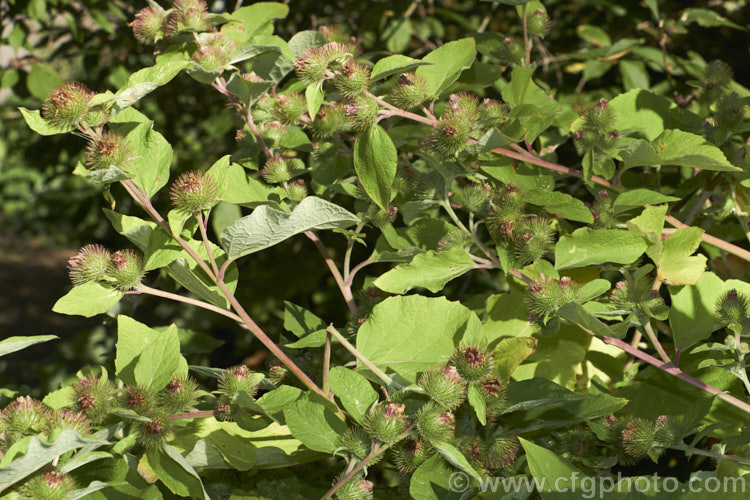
[639,316,671,364]
[370,92,439,127]
[197,212,220,277]
[323,331,332,397]
[522,3,531,66]
[327,325,398,389]
[306,231,359,317]
[602,336,750,416]
[170,410,216,420]
[133,284,243,323]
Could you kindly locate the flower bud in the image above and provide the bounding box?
[431,113,472,157]
[363,402,407,444]
[192,33,237,72]
[262,155,292,184]
[170,170,219,214]
[526,276,582,322]
[621,418,656,462]
[418,365,466,410]
[345,93,379,131]
[391,438,434,474]
[484,429,520,469]
[218,365,259,398]
[67,244,110,286]
[274,92,307,124]
[108,249,146,291]
[391,73,430,110]
[214,394,234,421]
[41,409,90,437]
[119,385,156,415]
[338,427,370,461]
[1,397,47,448]
[365,204,398,229]
[333,473,373,500]
[85,132,133,171]
[450,343,493,383]
[448,92,480,117]
[166,0,211,36]
[260,121,287,147]
[716,92,745,129]
[135,409,174,449]
[716,289,750,330]
[294,47,330,85]
[498,37,525,66]
[437,228,474,252]
[514,217,555,265]
[18,471,76,500]
[526,9,551,38]
[702,60,733,96]
[321,42,353,70]
[73,375,115,424]
[41,82,94,129]
[480,377,508,412]
[286,179,308,202]
[454,184,490,214]
[158,375,200,413]
[130,6,167,44]
[415,402,455,443]
[267,364,288,386]
[335,62,370,97]
[479,98,508,127]
[312,103,347,138]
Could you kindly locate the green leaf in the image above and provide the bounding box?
[229,2,290,39]
[373,249,475,294]
[134,324,181,391]
[226,72,273,105]
[669,272,725,352]
[410,455,467,500]
[116,316,187,386]
[0,431,108,493]
[328,367,378,425]
[206,428,257,470]
[681,8,745,30]
[0,335,58,358]
[287,30,326,57]
[305,81,324,120]
[608,89,702,141]
[220,196,358,260]
[492,337,537,383]
[18,107,74,135]
[558,302,621,338]
[466,385,487,425]
[103,209,156,250]
[353,124,398,211]
[283,395,347,453]
[520,437,589,494]
[147,445,209,499]
[555,228,647,270]
[626,204,667,262]
[612,188,679,214]
[658,227,707,285]
[653,129,741,172]
[26,63,62,100]
[433,441,482,483]
[110,107,172,197]
[370,54,433,81]
[114,60,190,113]
[579,279,612,301]
[283,301,326,338]
[357,296,485,384]
[483,291,537,346]
[52,283,123,318]
[525,188,594,223]
[416,38,477,96]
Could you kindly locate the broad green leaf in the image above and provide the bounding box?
[626,204,667,262]
[353,124,398,211]
[410,455,467,500]
[416,38,477,96]
[520,437,589,495]
[114,60,190,113]
[669,272,724,352]
[103,209,156,250]
[225,72,273,105]
[66,481,117,500]
[612,188,679,214]
[558,302,621,338]
[206,428,257,470]
[305,81,324,119]
[658,227,707,285]
[357,295,485,383]
[220,196,358,260]
[373,249,475,294]
[492,337,537,382]
[229,3,290,39]
[681,8,744,30]
[370,54,433,81]
[283,301,326,337]
[287,30,326,57]
[483,291,536,346]
[283,395,347,453]
[555,228,647,270]
[525,188,594,223]
[579,279,611,301]
[26,63,62,100]
[134,324,181,390]
[653,129,741,172]
[328,367,378,425]
[116,316,187,386]
[433,441,482,483]
[18,107,74,135]
[0,431,108,493]
[210,161,284,206]
[0,335,58,358]
[466,384,487,425]
[52,282,123,318]
[608,89,702,141]
[146,445,209,499]
[110,107,172,198]
[619,59,650,90]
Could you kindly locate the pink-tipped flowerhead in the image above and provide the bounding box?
[67,244,111,285]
